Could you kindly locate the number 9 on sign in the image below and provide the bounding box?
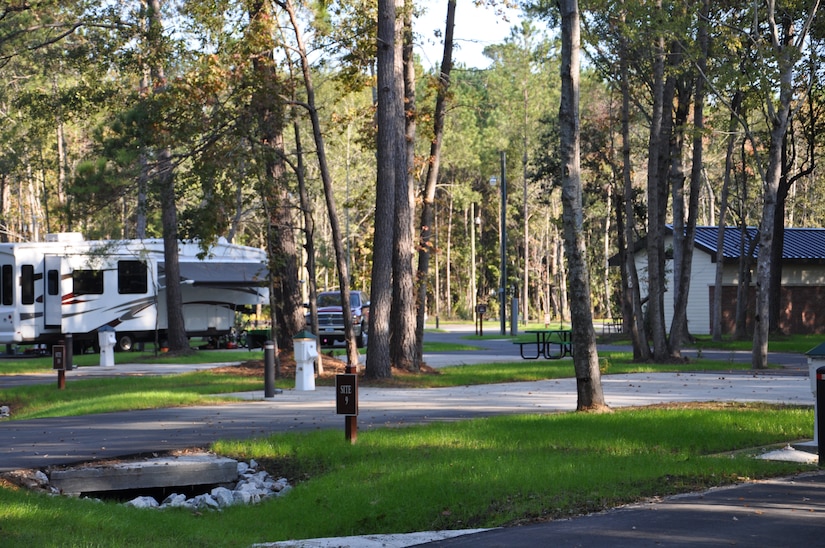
[336,374,358,416]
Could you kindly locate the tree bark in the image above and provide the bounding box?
[559,0,606,411]
[752,8,815,368]
[615,10,649,360]
[646,0,668,362]
[414,0,455,366]
[712,91,741,341]
[735,203,755,340]
[267,169,304,351]
[390,0,417,371]
[157,148,189,353]
[248,1,302,351]
[365,0,400,378]
[146,0,189,355]
[293,119,321,373]
[279,0,359,367]
[670,5,707,356]
[668,64,689,349]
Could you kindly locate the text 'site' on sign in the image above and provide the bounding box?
[336,374,358,416]
[53,345,66,370]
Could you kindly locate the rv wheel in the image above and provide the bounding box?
[116,333,134,352]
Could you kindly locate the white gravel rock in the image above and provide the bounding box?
[161,493,188,508]
[120,459,291,511]
[272,478,290,493]
[211,486,235,508]
[125,496,159,509]
[192,493,220,510]
[233,489,256,505]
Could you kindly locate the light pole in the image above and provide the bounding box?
[471,205,479,325]
[499,152,508,336]
[491,152,507,336]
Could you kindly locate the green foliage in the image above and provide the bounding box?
[316,0,378,90]
[4,0,825,335]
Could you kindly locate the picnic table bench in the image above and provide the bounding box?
[515,329,573,360]
[601,317,623,334]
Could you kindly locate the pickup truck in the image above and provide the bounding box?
[307,290,369,347]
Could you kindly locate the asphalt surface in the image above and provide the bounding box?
[1,326,823,547]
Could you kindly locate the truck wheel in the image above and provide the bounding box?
[116,333,134,352]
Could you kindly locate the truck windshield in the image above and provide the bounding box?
[317,292,361,308]
[317,293,342,307]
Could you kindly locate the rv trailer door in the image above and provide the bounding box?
[44,255,62,329]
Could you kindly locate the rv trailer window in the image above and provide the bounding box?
[2,265,11,305]
[47,269,59,295]
[73,270,103,295]
[21,265,35,304]
[118,260,147,294]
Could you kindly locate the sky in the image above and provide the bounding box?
[414,2,523,70]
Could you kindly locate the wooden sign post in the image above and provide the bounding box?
[336,371,358,444]
[53,344,67,390]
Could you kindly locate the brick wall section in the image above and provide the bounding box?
[710,285,825,335]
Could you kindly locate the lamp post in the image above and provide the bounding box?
[499,152,508,336]
[491,151,507,336]
[471,204,479,325]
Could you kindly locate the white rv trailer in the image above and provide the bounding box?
[0,233,268,352]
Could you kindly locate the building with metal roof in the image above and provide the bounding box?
[628,226,825,335]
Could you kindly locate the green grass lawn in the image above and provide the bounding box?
[593,332,823,354]
[0,347,264,375]
[0,403,814,547]
[0,370,271,420]
[690,333,825,353]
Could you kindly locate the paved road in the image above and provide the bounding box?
[1,326,822,547]
[419,472,825,548]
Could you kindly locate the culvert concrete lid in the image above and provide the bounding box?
[48,453,239,496]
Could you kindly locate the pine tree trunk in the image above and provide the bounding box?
[281,0,359,367]
[414,0,455,366]
[646,1,668,361]
[146,0,189,355]
[365,0,400,378]
[712,91,741,342]
[559,0,606,411]
[158,148,189,354]
[390,0,417,371]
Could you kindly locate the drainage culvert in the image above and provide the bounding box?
[4,452,291,510]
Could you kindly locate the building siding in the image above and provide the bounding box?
[632,232,825,335]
